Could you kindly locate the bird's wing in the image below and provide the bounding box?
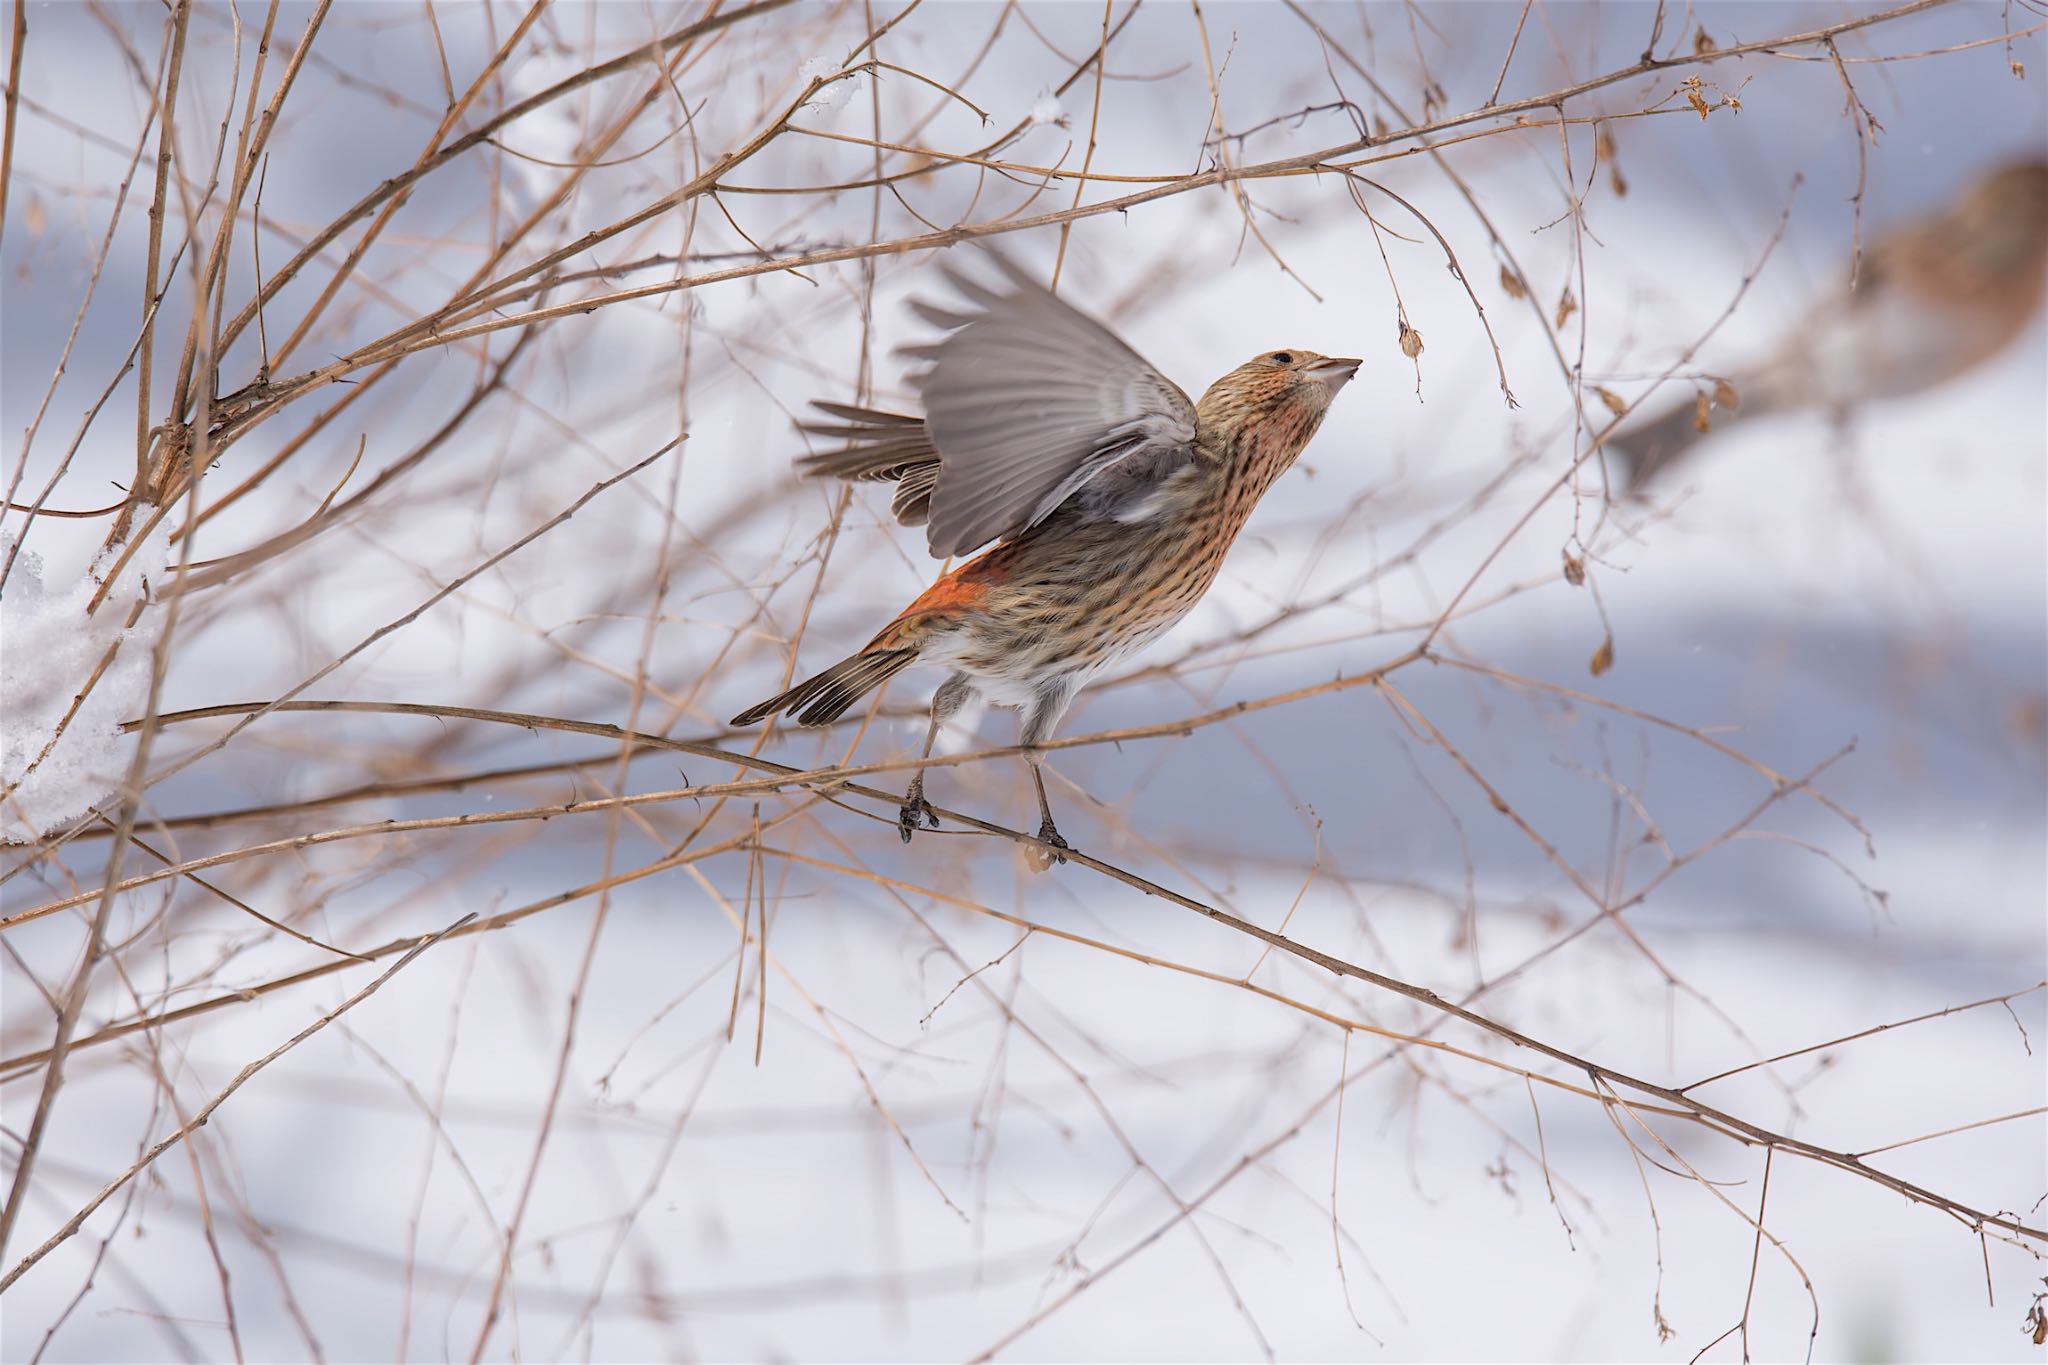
[906,256,1198,558]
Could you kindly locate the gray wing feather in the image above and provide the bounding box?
[912,258,1197,558]
[795,403,937,483]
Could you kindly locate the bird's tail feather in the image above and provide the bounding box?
[730,648,919,728]
[1611,391,1749,494]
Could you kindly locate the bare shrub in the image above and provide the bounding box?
[3,2,2043,1358]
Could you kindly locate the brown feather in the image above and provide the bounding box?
[730,648,919,728]
[1613,396,1742,494]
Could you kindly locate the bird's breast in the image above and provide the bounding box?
[918,430,1305,682]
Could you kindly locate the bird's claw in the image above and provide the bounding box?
[1035,821,1070,866]
[899,795,939,843]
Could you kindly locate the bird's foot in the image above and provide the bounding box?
[1033,819,1070,868]
[898,794,940,844]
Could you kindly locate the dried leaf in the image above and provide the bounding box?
[1589,635,1615,677]
[1693,391,1713,434]
[2011,695,2046,747]
[1398,320,1424,359]
[1595,123,1626,197]
[1595,386,1628,418]
[1712,378,1740,411]
[1554,285,1577,329]
[2011,59,2026,81]
[1561,552,1586,587]
[1499,263,1527,300]
[1693,28,1719,54]
[1687,88,1712,120]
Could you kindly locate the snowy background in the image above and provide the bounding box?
[3,2,2045,1359]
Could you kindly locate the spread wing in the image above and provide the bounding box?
[794,403,942,526]
[905,256,1198,559]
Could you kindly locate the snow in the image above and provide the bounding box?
[798,55,865,116]
[0,532,168,843]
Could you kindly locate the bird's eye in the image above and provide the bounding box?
[1269,351,1294,365]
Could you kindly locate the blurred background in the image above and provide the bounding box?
[3,1,2044,1358]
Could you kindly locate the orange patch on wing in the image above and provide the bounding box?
[865,546,1013,649]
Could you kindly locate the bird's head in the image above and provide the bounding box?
[1970,159,2048,223]
[1949,159,2048,278]
[1195,349,1362,442]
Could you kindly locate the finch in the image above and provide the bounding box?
[731,255,1359,862]
[1616,157,2048,492]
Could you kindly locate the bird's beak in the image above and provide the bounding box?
[1309,357,1361,398]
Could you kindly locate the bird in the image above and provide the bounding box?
[730,254,1360,863]
[1614,157,2048,492]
